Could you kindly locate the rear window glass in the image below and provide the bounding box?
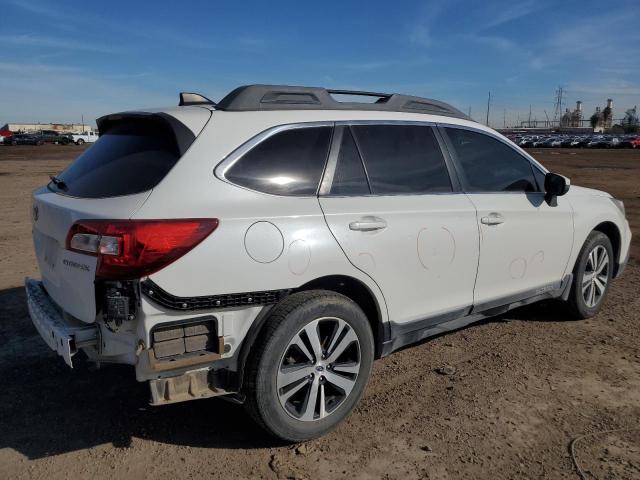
[225,126,332,196]
[50,119,183,198]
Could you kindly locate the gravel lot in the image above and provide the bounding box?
[0,145,638,480]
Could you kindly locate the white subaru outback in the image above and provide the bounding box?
[27,85,631,441]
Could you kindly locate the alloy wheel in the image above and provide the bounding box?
[582,245,609,308]
[277,317,361,422]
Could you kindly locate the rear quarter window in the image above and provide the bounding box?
[224,126,332,196]
[50,118,186,198]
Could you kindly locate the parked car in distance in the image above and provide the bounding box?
[0,129,13,144]
[38,129,73,145]
[514,133,638,149]
[560,137,575,147]
[4,133,43,145]
[586,137,610,148]
[71,131,98,145]
[26,85,632,441]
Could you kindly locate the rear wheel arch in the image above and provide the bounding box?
[294,275,387,359]
[233,274,387,394]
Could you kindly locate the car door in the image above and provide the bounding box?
[319,123,480,329]
[440,126,573,309]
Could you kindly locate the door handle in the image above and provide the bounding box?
[349,216,387,232]
[480,213,505,225]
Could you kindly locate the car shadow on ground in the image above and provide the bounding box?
[0,286,571,459]
[0,286,287,460]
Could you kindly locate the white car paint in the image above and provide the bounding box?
[26,95,632,398]
[469,191,574,306]
[320,193,479,325]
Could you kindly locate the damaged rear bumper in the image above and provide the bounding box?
[25,278,98,367]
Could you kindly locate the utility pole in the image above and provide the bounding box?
[81,114,84,133]
[503,109,506,128]
[468,106,472,119]
[485,92,491,126]
[528,104,532,128]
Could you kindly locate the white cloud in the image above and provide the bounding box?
[483,1,541,28]
[0,61,170,125]
[410,25,432,47]
[536,11,640,68]
[0,34,120,53]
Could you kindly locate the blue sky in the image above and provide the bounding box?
[1,0,639,127]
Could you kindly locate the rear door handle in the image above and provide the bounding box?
[349,216,387,232]
[480,213,505,225]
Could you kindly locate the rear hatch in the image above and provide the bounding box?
[32,107,211,323]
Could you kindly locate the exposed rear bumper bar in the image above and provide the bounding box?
[25,278,98,367]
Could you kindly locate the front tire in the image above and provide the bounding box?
[244,290,374,442]
[76,139,85,145]
[566,231,613,319]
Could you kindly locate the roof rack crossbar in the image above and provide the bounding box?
[326,89,392,100]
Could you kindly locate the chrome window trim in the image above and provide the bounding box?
[436,121,549,174]
[335,120,437,127]
[320,120,456,197]
[214,121,335,198]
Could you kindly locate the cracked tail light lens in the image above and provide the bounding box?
[66,219,219,279]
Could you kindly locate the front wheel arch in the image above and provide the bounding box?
[592,221,621,275]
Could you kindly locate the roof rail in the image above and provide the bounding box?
[213,84,469,119]
[179,92,216,107]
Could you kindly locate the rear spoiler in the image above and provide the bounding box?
[96,112,197,155]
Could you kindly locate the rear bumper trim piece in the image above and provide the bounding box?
[141,279,289,311]
[24,277,98,367]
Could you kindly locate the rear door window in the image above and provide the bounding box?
[51,118,185,198]
[225,126,332,196]
[443,127,538,192]
[350,124,452,194]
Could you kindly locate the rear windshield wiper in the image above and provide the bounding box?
[49,175,68,191]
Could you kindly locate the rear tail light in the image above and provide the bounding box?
[66,219,219,280]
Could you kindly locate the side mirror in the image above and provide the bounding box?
[544,172,570,205]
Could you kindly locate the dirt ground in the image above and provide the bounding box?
[0,144,639,480]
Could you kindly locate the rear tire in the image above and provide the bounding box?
[76,139,85,145]
[565,231,613,319]
[244,290,374,442]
